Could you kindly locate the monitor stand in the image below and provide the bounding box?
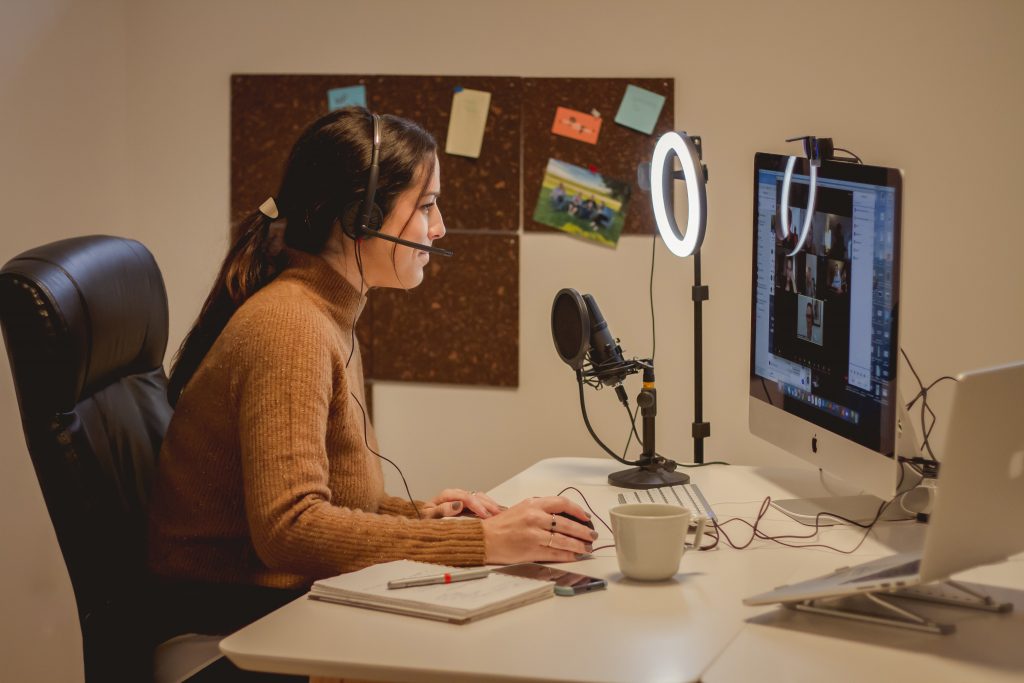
[771,494,913,526]
[772,398,922,526]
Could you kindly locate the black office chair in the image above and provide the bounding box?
[0,235,172,681]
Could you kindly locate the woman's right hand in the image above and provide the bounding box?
[480,496,598,564]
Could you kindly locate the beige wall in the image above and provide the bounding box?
[0,1,128,680]
[2,1,1022,679]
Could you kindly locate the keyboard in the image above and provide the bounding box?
[616,483,717,523]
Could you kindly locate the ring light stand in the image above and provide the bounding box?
[649,131,710,464]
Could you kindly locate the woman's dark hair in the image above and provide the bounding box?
[167,107,437,406]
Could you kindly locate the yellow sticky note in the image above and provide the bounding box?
[445,88,491,159]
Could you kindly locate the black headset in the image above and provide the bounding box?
[341,113,453,257]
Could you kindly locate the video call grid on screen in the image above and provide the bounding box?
[749,154,901,454]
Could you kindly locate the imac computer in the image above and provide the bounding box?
[749,152,915,523]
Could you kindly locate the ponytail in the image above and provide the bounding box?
[167,208,285,406]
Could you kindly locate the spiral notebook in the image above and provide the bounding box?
[309,560,554,624]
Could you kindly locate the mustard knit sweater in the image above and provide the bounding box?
[148,250,486,589]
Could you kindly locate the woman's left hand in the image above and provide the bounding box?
[421,488,505,519]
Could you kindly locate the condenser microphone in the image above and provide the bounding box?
[359,230,454,257]
[582,294,629,387]
[551,288,631,387]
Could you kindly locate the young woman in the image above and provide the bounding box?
[147,108,596,639]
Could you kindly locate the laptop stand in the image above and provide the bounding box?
[788,580,1013,635]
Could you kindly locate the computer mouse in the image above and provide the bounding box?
[556,511,595,530]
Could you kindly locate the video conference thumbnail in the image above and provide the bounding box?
[770,184,854,375]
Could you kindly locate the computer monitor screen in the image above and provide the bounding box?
[749,153,904,499]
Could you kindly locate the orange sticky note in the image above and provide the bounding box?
[551,107,602,145]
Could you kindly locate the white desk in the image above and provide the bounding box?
[220,457,1024,682]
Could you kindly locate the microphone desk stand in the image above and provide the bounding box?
[607,365,690,488]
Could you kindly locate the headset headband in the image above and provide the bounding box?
[357,113,382,235]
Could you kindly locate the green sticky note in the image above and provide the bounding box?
[327,85,366,111]
[614,85,666,135]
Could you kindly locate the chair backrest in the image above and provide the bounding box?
[0,235,172,681]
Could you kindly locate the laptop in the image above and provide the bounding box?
[744,360,1024,607]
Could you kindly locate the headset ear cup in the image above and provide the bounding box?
[341,201,384,238]
[365,203,383,232]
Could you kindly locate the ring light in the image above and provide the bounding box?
[780,155,818,256]
[650,131,707,258]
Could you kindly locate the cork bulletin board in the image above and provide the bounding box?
[231,75,520,231]
[231,74,674,389]
[522,77,675,237]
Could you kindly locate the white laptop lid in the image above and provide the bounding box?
[919,361,1024,583]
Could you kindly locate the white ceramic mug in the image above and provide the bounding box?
[610,503,690,581]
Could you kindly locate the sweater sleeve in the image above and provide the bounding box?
[377,494,429,518]
[232,302,486,578]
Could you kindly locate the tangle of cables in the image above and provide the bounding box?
[900,347,958,462]
[559,460,912,555]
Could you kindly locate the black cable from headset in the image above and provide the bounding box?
[346,238,422,519]
[346,240,366,369]
[348,390,421,519]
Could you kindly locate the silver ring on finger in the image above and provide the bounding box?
[546,531,555,547]
[550,514,557,531]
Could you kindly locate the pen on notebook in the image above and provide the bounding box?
[387,567,491,590]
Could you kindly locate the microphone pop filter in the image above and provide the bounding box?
[551,288,590,370]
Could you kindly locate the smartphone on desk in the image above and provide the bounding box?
[494,563,607,596]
